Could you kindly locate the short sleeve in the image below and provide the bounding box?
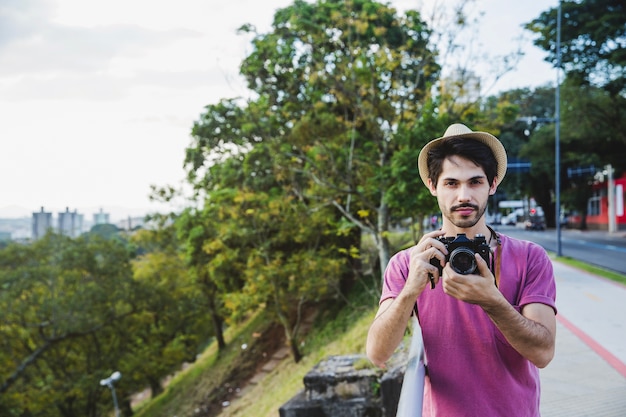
[379,249,410,304]
[518,243,557,314]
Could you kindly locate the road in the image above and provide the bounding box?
[492,225,626,275]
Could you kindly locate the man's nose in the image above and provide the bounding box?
[457,184,471,201]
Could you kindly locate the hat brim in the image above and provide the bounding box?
[417,129,507,187]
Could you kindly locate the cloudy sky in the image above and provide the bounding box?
[0,0,556,220]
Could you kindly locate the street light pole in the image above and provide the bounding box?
[607,164,617,233]
[555,0,563,257]
[100,371,122,417]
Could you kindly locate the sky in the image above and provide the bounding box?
[0,0,557,220]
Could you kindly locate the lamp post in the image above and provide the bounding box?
[605,164,617,233]
[555,0,562,257]
[100,371,122,417]
[517,1,562,254]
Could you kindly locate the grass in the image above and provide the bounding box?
[218,298,377,417]
[131,274,381,417]
[133,309,284,417]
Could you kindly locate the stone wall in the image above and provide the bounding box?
[279,352,408,417]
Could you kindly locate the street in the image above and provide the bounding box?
[492,225,626,275]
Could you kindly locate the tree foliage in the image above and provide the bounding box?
[185,0,451,359]
[0,234,139,416]
[509,0,626,227]
[236,0,443,276]
[0,230,213,416]
[130,224,211,397]
[515,77,626,227]
[526,0,626,96]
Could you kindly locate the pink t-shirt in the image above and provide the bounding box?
[381,233,557,417]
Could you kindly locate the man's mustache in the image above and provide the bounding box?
[451,204,479,211]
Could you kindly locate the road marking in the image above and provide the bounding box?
[570,239,626,253]
[557,314,626,378]
[583,292,602,302]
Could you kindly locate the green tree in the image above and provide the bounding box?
[525,0,626,219]
[0,234,139,416]
[185,0,523,282]
[175,204,246,353]
[526,0,625,96]
[216,188,343,362]
[89,223,121,240]
[129,224,210,398]
[517,77,626,227]
[236,0,441,278]
[480,86,556,206]
[185,92,361,361]
[0,230,211,416]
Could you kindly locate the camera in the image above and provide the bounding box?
[429,233,491,275]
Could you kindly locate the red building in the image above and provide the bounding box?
[572,173,626,230]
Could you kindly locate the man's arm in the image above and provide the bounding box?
[366,296,414,368]
[367,232,448,367]
[442,253,556,368]
[483,300,556,368]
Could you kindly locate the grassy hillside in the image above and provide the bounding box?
[218,300,378,417]
[132,275,381,417]
[131,232,414,417]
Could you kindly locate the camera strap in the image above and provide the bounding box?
[487,226,502,287]
[494,244,502,287]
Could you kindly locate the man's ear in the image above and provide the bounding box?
[489,178,498,196]
[427,178,437,196]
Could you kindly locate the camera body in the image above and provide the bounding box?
[430,233,491,275]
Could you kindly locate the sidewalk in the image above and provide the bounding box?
[540,259,626,416]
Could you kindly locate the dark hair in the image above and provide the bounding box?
[427,137,498,186]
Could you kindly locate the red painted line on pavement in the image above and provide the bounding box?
[557,314,626,378]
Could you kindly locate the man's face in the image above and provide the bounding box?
[428,156,497,229]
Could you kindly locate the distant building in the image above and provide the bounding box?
[32,207,53,240]
[93,208,110,225]
[58,207,83,238]
[117,216,145,231]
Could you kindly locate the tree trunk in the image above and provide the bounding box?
[276,310,303,363]
[208,296,226,351]
[288,333,303,363]
[377,199,391,284]
[149,377,163,397]
[211,310,226,351]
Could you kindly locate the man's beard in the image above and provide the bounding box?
[445,202,487,229]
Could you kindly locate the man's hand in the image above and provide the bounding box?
[441,252,501,306]
[442,251,556,368]
[408,229,448,294]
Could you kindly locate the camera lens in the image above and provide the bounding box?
[449,248,477,275]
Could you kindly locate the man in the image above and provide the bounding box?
[366,123,557,416]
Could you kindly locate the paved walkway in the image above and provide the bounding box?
[540,259,626,416]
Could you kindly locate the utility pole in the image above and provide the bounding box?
[607,164,617,233]
[555,0,562,256]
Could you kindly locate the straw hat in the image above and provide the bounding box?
[417,123,507,186]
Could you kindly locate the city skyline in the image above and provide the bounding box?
[0,204,152,221]
[1,205,147,241]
